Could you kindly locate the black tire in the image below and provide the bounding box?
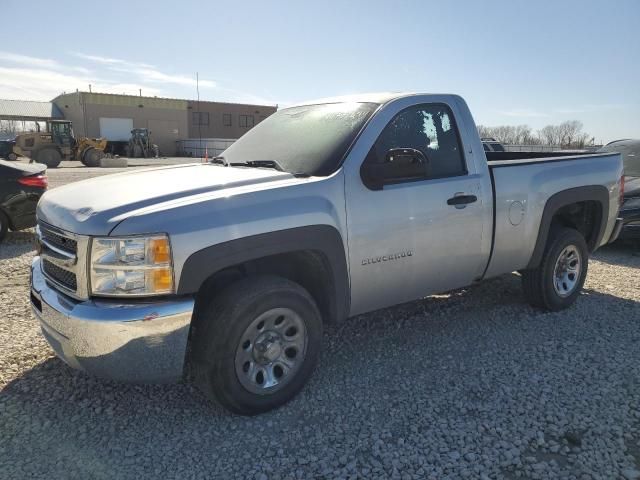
[82,148,103,167]
[521,227,588,311]
[192,275,323,415]
[7,152,17,161]
[0,210,8,243]
[36,148,62,168]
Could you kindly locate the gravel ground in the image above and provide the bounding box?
[1,167,640,479]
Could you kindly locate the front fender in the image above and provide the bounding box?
[176,225,350,322]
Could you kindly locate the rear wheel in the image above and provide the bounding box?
[193,275,323,415]
[521,227,588,311]
[35,148,62,168]
[0,210,8,242]
[7,152,17,161]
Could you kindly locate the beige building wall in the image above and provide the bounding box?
[187,101,277,140]
[53,92,188,155]
[52,93,277,155]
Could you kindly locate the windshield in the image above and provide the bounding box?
[599,140,640,177]
[220,102,378,176]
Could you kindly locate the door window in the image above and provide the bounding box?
[363,103,466,187]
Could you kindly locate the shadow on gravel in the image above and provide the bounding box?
[593,242,640,269]
[1,269,639,478]
[0,230,36,259]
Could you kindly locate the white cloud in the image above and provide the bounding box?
[553,104,625,115]
[73,53,156,69]
[0,51,60,69]
[0,66,161,100]
[497,109,550,118]
[0,50,275,106]
[75,52,215,88]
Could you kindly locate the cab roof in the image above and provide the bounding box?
[290,92,443,108]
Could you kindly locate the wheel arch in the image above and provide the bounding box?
[178,225,350,324]
[527,185,609,269]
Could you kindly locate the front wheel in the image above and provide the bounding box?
[82,148,104,167]
[192,275,323,415]
[521,227,588,311]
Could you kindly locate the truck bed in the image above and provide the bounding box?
[486,150,597,164]
[483,151,622,279]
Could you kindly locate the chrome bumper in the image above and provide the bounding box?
[30,257,195,383]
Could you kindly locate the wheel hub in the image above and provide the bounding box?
[253,332,283,363]
[234,307,308,395]
[553,244,581,297]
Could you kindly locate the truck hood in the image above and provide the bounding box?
[37,163,297,235]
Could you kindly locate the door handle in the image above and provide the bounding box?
[447,194,477,206]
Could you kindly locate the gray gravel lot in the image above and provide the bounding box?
[1,162,640,479]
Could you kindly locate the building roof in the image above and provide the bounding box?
[53,91,277,109]
[0,99,63,120]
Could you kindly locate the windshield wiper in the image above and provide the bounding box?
[230,159,285,171]
[210,155,229,166]
[225,159,309,177]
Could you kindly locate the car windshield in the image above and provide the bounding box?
[600,140,640,177]
[625,151,640,177]
[219,102,378,176]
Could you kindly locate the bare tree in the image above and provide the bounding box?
[477,124,541,145]
[538,125,559,146]
[0,120,19,137]
[479,120,591,148]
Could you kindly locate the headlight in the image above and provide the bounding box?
[90,234,174,297]
[621,197,640,211]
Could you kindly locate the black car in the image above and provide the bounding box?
[0,160,48,242]
[598,140,640,241]
[0,139,17,161]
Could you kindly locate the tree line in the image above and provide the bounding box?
[477,120,594,148]
[0,120,19,136]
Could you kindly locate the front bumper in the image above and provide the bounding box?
[30,256,195,383]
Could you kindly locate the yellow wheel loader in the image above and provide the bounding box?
[13,120,107,168]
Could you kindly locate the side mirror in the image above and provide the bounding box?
[361,148,429,190]
[385,147,427,165]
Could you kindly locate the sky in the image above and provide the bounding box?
[1,0,638,143]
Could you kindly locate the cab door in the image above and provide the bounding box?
[344,100,490,316]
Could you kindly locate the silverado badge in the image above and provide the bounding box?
[362,250,413,266]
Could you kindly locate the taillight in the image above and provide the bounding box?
[619,174,625,207]
[18,174,48,189]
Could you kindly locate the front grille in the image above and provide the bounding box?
[40,226,77,254]
[42,259,78,291]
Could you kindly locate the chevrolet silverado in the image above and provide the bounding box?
[30,93,624,414]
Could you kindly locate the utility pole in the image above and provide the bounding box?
[197,72,202,161]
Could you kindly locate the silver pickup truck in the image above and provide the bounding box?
[30,93,624,414]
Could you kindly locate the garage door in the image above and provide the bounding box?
[99,118,133,141]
